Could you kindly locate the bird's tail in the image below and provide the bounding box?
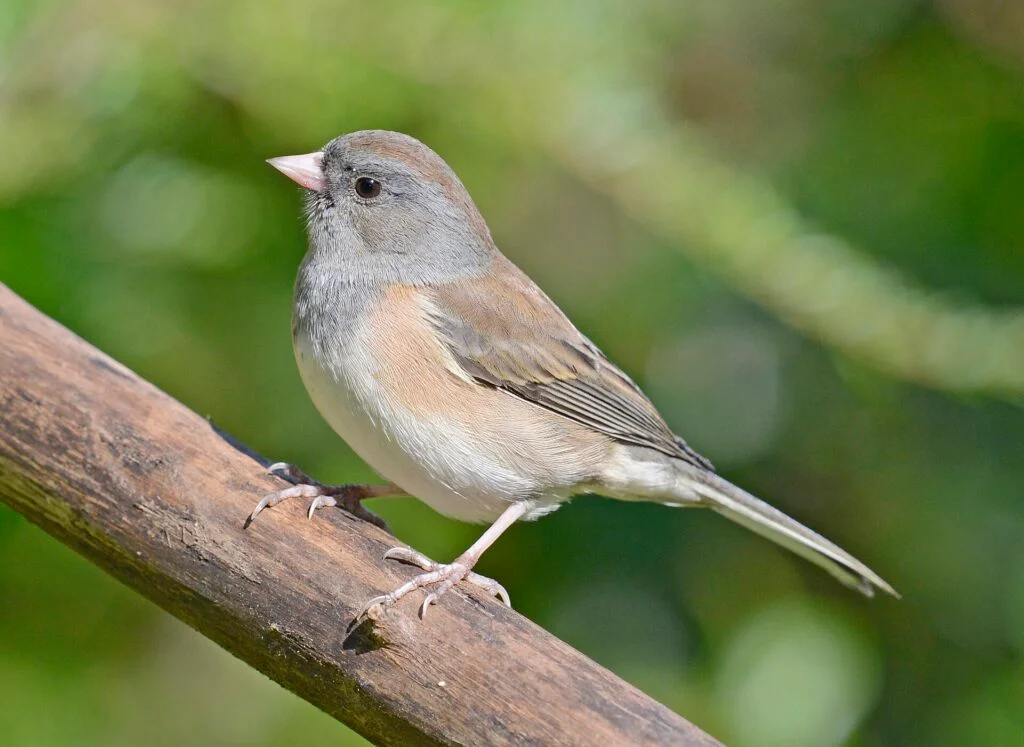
[675,464,897,597]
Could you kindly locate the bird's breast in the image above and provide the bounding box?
[292,284,606,522]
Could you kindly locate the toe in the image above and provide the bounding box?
[418,593,438,619]
[267,463,318,486]
[307,495,338,519]
[383,546,437,570]
[353,594,392,626]
[467,571,511,607]
[245,494,278,527]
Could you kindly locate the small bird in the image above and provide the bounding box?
[251,130,896,622]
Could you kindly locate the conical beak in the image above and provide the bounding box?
[266,151,325,192]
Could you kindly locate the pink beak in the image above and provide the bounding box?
[266,151,325,192]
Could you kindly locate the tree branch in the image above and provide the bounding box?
[0,284,721,747]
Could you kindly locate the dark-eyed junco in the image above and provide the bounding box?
[251,130,896,622]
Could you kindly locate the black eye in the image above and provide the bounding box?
[354,176,382,199]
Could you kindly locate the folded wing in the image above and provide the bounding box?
[425,258,713,471]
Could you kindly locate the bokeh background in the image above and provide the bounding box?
[2,1,1024,745]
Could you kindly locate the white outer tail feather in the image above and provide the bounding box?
[676,465,898,598]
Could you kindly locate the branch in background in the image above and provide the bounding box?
[529,88,1024,398]
[0,284,721,747]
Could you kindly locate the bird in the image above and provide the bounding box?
[249,129,896,623]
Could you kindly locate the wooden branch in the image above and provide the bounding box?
[0,284,721,747]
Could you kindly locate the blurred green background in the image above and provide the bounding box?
[2,1,1023,746]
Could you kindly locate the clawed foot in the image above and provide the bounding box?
[245,462,396,532]
[352,546,511,626]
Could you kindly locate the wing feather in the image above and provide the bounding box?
[426,260,714,471]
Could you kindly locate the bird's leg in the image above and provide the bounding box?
[355,501,530,623]
[245,462,403,532]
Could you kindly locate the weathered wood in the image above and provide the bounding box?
[0,283,721,746]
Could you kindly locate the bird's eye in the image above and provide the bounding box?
[354,176,382,199]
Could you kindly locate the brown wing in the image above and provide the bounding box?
[425,259,714,471]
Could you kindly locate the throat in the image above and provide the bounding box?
[293,255,377,358]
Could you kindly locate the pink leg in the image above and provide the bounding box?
[355,501,531,624]
[245,462,403,532]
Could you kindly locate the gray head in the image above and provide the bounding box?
[268,130,497,286]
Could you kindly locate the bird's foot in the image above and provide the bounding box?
[245,462,393,532]
[353,546,510,625]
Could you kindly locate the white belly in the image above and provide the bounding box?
[293,329,537,524]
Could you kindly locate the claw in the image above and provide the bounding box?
[245,492,286,527]
[383,546,436,570]
[266,462,318,486]
[383,546,409,562]
[353,594,391,627]
[307,495,337,519]
[419,593,438,619]
[467,571,511,606]
[248,499,269,524]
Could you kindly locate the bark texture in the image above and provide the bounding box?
[0,283,721,746]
